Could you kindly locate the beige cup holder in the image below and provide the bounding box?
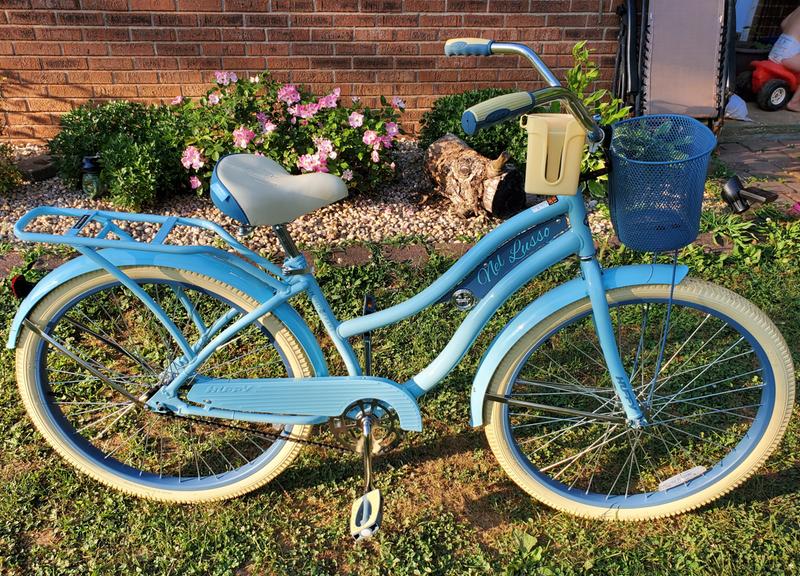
[520,113,586,196]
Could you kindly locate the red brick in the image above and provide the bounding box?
[336,70,376,83]
[0,56,37,69]
[405,0,445,10]
[31,125,61,139]
[393,28,438,41]
[311,29,353,42]
[65,70,111,83]
[362,0,403,11]
[26,98,78,111]
[269,28,310,42]
[463,13,503,26]
[490,0,527,10]
[226,0,270,9]
[221,57,266,69]
[93,85,139,97]
[47,84,90,97]
[377,70,414,82]
[289,14,332,26]
[113,70,158,83]
[447,0,488,10]
[153,13,197,26]
[83,28,130,41]
[106,12,153,26]
[353,56,393,69]
[177,0,222,9]
[129,0,176,9]
[332,14,376,26]
[2,98,31,111]
[379,43,417,55]
[176,28,220,42]
[31,0,79,7]
[134,56,178,69]
[245,14,290,27]
[7,11,56,25]
[57,11,104,26]
[354,29,392,42]
[203,44,246,56]
[34,27,80,41]
[82,0,127,8]
[1,27,36,40]
[158,70,202,83]
[265,56,309,69]
[156,43,200,56]
[199,14,243,27]
[290,43,331,56]
[1,82,40,97]
[272,0,313,9]
[291,70,334,83]
[63,43,108,56]
[88,57,133,70]
[178,56,222,69]
[380,14,419,26]
[221,29,266,42]
[310,56,352,69]
[335,43,377,56]
[131,28,176,42]
[317,0,358,10]
[138,84,181,97]
[419,14,461,26]
[248,43,289,56]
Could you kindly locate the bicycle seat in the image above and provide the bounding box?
[210,153,348,226]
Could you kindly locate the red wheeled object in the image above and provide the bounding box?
[737,60,800,111]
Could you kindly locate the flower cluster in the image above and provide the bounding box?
[176,70,403,193]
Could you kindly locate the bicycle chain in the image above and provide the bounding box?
[162,411,353,453]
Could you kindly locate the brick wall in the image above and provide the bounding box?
[0,0,619,143]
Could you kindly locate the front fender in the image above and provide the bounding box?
[469,264,688,426]
[6,248,328,377]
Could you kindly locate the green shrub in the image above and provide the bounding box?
[419,87,528,165]
[49,100,186,209]
[419,41,629,196]
[175,71,402,193]
[0,142,22,194]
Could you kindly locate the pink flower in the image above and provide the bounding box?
[256,112,277,134]
[277,84,301,104]
[390,162,396,171]
[288,102,319,119]
[171,95,184,105]
[297,152,328,173]
[371,149,380,163]
[189,176,202,189]
[377,135,393,149]
[208,92,221,105]
[214,71,237,86]
[314,137,335,160]
[181,146,204,170]
[391,96,406,110]
[341,169,353,181]
[317,87,341,109]
[232,125,256,148]
[385,122,399,137]
[348,111,364,128]
[362,130,378,146]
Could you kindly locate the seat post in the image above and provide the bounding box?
[272,223,301,259]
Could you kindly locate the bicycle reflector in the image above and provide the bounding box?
[10,275,36,299]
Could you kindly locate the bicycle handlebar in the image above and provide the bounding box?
[445,38,604,142]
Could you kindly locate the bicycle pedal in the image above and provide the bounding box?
[349,488,382,540]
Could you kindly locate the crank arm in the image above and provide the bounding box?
[23,318,144,405]
[485,393,626,423]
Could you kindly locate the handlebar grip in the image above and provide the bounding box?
[461,91,537,135]
[444,38,493,57]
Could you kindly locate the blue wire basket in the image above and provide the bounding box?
[608,114,717,252]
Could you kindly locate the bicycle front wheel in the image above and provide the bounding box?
[16,266,317,503]
[485,278,794,520]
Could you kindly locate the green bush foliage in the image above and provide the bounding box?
[175,71,402,194]
[49,101,186,209]
[419,41,629,196]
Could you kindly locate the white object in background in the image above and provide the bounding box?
[725,94,753,122]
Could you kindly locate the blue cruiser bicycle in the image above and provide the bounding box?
[9,39,794,536]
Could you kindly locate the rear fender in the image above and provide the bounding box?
[6,248,328,376]
[469,264,688,426]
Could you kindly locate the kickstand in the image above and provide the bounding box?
[349,414,383,540]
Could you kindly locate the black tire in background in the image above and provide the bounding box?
[757,79,791,111]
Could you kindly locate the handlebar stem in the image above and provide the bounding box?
[531,86,605,143]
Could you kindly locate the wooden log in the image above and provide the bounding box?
[424,133,525,218]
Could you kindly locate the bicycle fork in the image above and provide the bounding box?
[580,257,647,427]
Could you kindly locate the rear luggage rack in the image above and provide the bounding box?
[14,206,286,281]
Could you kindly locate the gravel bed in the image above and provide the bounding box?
[3,140,612,254]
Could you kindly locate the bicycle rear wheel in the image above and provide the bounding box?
[16,266,316,503]
[485,278,794,519]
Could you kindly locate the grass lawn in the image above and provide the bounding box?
[1,203,799,576]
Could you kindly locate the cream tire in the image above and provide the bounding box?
[16,266,315,503]
[484,279,794,520]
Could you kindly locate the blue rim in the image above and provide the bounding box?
[34,278,298,492]
[501,295,775,510]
